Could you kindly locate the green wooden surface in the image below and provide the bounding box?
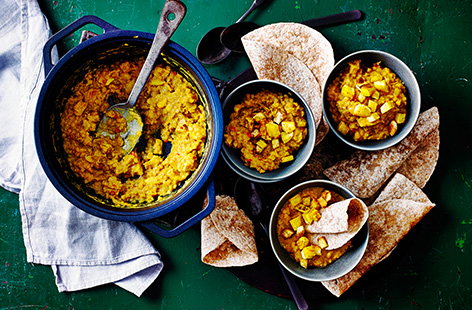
[1,0,472,309]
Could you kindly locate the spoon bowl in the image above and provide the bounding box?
[196,0,266,64]
[220,21,260,53]
[97,0,186,155]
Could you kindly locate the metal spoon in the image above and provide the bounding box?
[97,0,186,155]
[221,10,364,53]
[234,179,309,310]
[196,0,266,65]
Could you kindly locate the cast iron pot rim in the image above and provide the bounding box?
[35,29,223,222]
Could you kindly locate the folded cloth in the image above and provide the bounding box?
[0,0,163,296]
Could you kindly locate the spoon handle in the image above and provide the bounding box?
[302,10,363,29]
[127,0,186,107]
[259,222,309,310]
[278,263,309,310]
[236,0,266,23]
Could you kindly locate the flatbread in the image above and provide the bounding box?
[306,198,369,250]
[321,173,435,297]
[397,127,440,188]
[241,23,335,144]
[324,107,440,198]
[242,22,334,86]
[242,39,323,128]
[201,195,258,267]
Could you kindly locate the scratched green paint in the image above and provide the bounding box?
[2,0,472,309]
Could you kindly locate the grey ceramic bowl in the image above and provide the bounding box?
[221,80,316,183]
[322,50,421,151]
[269,179,369,282]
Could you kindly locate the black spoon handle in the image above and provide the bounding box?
[278,263,309,310]
[259,222,309,310]
[302,10,364,29]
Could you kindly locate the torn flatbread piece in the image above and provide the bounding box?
[242,22,334,86]
[324,107,440,198]
[201,195,258,267]
[397,126,440,188]
[307,198,369,250]
[321,173,435,297]
[241,39,323,127]
[241,23,334,144]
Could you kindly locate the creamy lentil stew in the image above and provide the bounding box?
[327,59,408,141]
[277,187,351,268]
[224,90,307,173]
[61,58,207,206]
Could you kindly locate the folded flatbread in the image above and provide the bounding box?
[306,198,369,250]
[201,195,258,267]
[321,173,435,296]
[324,107,440,198]
[241,23,335,144]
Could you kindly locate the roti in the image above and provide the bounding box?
[306,198,369,250]
[242,22,334,86]
[241,22,335,144]
[321,173,435,297]
[241,39,324,127]
[201,195,258,267]
[323,107,440,198]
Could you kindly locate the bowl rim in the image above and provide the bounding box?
[221,79,316,182]
[269,179,369,282]
[322,49,421,151]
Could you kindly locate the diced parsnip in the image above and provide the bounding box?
[296,236,310,249]
[389,120,398,136]
[374,80,389,92]
[360,85,374,97]
[341,85,355,99]
[281,121,296,133]
[301,245,322,259]
[289,194,302,207]
[337,121,350,135]
[352,104,371,117]
[253,112,265,121]
[395,113,406,124]
[317,236,328,249]
[265,122,281,138]
[289,215,302,230]
[295,226,305,238]
[367,112,380,123]
[281,155,294,163]
[380,101,395,114]
[368,100,378,112]
[273,111,284,124]
[281,131,294,143]
[282,229,294,239]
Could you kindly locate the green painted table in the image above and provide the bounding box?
[1,0,471,309]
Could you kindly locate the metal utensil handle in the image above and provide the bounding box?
[302,10,364,29]
[236,0,266,23]
[278,263,309,310]
[259,222,309,310]
[127,0,186,107]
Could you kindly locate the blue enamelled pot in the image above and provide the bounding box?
[34,16,223,237]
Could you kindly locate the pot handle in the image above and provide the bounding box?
[43,15,119,75]
[139,180,216,238]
